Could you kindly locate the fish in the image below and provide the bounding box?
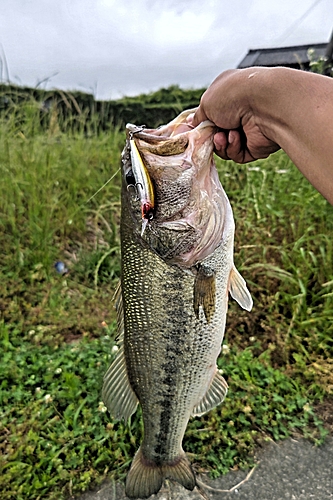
[102,108,253,499]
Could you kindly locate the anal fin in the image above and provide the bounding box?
[192,369,228,417]
[102,346,138,421]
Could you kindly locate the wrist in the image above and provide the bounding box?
[238,67,288,143]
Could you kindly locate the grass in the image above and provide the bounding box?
[0,94,332,499]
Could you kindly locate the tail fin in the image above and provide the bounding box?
[125,447,196,499]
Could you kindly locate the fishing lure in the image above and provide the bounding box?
[128,133,155,235]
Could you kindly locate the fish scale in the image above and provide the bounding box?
[102,109,253,499]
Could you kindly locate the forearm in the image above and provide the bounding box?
[247,67,333,204]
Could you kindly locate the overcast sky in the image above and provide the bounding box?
[0,0,332,100]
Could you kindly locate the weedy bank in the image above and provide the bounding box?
[0,92,332,500]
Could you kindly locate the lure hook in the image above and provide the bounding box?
[126,183,140,201]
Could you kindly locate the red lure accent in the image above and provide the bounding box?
[142,202,154,220]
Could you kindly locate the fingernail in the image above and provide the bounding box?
[228,131,234,144]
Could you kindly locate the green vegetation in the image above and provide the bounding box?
[0,83,205,131]
[0,88,332,499]
[308,47,333,76]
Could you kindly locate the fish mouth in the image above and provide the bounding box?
[126,108,197,140]
[126,108,216,154]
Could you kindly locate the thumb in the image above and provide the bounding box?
[190,106,209,127]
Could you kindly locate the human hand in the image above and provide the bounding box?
[191,69,280,163]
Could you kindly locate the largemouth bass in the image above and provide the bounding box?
[102,109,253,499]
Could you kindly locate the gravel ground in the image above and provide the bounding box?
[76,437,333,500]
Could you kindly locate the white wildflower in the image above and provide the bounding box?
[44,394,53,403]
[98,402,107,413]
[55,367,62,374]
[222,344,230,354]
[111,345,119,354]
[249,336,256,342]
[303,403,311,412]
[243,405,252,414]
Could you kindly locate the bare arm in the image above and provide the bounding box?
[192,67,333,205]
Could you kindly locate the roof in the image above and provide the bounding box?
[238,43,327,69]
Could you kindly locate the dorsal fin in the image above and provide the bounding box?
[102,345,138,421]
[102,281,138,420]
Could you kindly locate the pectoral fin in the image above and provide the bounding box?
[193,268,216,323]
[192,370,228,416]
[229,265,253,311]
[102,346,138,421]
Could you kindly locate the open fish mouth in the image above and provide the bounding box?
[122,109,224,268]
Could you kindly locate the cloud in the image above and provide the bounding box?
[0,0,332,98]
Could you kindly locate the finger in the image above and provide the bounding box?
[214,131,228,152]
[191,106,209,127]
[213,131,231,160]
[214,130,251,162]
[225,130,255,163]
